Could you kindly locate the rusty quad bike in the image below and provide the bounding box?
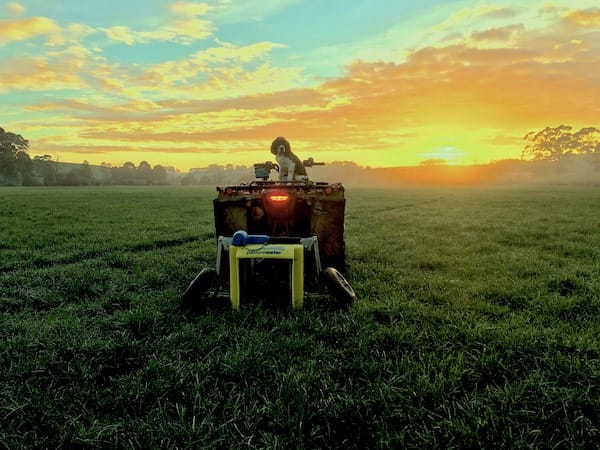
[181,158,356,312]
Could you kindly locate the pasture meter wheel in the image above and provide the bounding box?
[322,267,356,306]
[181,268,218,313]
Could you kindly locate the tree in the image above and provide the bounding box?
[33,155,57,185]
[15,151,32,176]
[0,127,30,184]
[151,164,168,185]
[572,127,600,157]
[15,151,34,185]
[522,125,600,162]
[137,160,153,184]
[78,160,94,185]
[112,161,137,184]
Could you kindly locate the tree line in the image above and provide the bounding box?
[0,128,177,186]
[2,125,599,187]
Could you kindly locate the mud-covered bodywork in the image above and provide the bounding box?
[214,181,345,268]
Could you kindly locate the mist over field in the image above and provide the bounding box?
[307,158,600,187]
[6,156,596,188]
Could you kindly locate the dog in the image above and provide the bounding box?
[270,136,308,182]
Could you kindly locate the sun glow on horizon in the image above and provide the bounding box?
[418,147,468,166]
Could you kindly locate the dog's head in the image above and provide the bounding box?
[271,136,291,157]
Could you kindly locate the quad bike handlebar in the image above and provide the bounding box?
[302,157,325,167]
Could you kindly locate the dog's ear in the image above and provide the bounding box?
[271,137,282,155]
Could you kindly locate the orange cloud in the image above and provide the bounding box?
[132,41,297,100]
[0,44,114,92]
[6,2,25,17]
[100,2,213,45]
[0,55,87,91]
[102,19,213,45]
[481,7,519,20]
[0,16,60,43]
[470,25,524,44]
[566,8,600,28]
[170,1,211,18]
[328,43,599,131]
[0,14,96,46]
[102,26,136,45]
[435,5,521,32]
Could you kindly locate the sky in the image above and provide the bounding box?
[1,0,599,171]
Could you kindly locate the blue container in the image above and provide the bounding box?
[232,230,269,246]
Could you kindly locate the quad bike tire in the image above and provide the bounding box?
[181,268,218,313]
[321,267,356,306]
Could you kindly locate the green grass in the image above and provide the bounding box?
[1,185,598,449]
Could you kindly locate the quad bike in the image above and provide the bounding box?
[181,158,356,312]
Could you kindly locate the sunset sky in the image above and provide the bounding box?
[1,1,599,171]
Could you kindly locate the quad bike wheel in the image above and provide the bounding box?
[321,267,356,306]
[181,268,218,313]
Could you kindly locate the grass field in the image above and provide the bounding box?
[1,185,599,449]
